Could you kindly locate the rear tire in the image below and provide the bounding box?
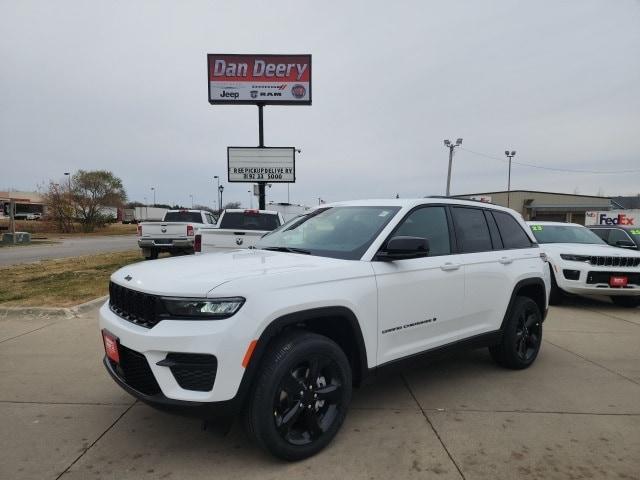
[548,269,564,305]
[244,331,352,461]
[490,296,543,370]
[611,296,640,308]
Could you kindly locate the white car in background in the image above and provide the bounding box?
[528,221,640,307]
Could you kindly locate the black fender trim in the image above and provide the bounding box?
[500,277,548,331]
[234,306,369,408]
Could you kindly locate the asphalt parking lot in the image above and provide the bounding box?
[1,298,638,480]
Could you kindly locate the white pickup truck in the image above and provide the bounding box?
[138,209,217,259]
[195,209,283,252]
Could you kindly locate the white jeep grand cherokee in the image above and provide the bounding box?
[528,221,640,307]
[100,199,550,460]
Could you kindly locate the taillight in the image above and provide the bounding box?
[137,225,142,236]
[194,234,201,253]
[187,225,194,236]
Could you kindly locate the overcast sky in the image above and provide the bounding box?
[1,0,639,208]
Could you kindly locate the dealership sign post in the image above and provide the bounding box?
[208,54,311,209]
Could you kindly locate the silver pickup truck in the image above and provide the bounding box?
[137,209,217,259]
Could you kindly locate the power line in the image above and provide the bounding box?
[458,147,640,175]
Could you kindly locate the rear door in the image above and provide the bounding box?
[373,205,465,364]
[450,207,512,333]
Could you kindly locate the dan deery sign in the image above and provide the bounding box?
[208,54,311,105]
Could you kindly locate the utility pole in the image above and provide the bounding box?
[444,138,463,196]
[257,105,266,210]
[505,150,516,208]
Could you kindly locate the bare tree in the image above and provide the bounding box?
[43,181,75,233]
[72,170,127,232]
[223,201,242,210]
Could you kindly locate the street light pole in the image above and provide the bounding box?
[189,194,194,208]
[504,150,516,208]
[443,138,463,196]
[214,176,220,211]
[218,185,224,210]
[151,187,156,206]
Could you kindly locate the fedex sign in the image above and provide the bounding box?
[585,210,640,226]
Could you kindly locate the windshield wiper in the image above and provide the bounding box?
[261,246,311,255]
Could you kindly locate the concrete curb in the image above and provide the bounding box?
[0,295,108,319]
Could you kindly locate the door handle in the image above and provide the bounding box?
[499,257,513,265]
[440,262,460,271]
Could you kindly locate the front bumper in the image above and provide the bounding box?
[554,263,640,296]
[98,302,250,404]
[103,356,240,420]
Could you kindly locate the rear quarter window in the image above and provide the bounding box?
[492,211,533,249]
[451,207,493,253]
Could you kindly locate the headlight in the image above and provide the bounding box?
[560,254,590,262]
[162,297,245,319]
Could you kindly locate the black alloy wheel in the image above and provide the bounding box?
[244,331,352,461]
[489,296,543,369]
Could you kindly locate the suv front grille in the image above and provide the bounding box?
[588,256,640,267]
[109,282,163,328]
[110,344,161,396]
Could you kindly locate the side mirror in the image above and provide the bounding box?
[378,236,430,261]
[615,240,637,249]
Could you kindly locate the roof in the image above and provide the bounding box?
[454,190,612,200]
[588,224,639,231]
[526,221,583,227]
[323,197,518,213]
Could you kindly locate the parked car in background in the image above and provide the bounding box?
[195,209,283,252]
[138,209,217,259]
[266,202,310,222]
[102,198,549,460]
[528,221,640,307]
[26,213,42,220]
[588,225,640,250]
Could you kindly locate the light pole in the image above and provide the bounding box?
[443,138,463,196]
[218,185,224,210]
[63,172,71,191]
[150,187,156,206]
[505,150,516,208]
[189,194,194,208]
[214,176,220,211]
[248,190,253,209]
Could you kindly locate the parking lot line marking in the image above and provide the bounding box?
[54,401,137,480]
[543,339,640,387]
[401,374,466,480]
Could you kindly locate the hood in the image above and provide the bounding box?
[539,242,640,257]
[111,249,347,297]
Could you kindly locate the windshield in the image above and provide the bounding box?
[164,211,203,223]
[219,211,281,231]
[530,224,606,244]
[257,206,401,260]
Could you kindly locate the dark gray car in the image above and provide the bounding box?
[588,225,640,250]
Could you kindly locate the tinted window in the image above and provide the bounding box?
[492,211,533,249]
[608,229,633,245]
[452,207,493,253]
[164,211,204,223]
[220,212,281,231]
[590,228,609,241]
[393,207,450,256]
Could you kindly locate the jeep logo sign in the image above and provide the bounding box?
[208,54,311,105]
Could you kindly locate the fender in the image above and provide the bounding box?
[232,306,368,411]
[499,277,548,332]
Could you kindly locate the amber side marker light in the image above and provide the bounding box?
[242,340,258,368]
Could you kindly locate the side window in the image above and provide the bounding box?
[484,210,503,249]
[492,211,533,249]
[608,229,632,245]
[393,207,451,256]
[590,229,609,242]
[451,207,493,253]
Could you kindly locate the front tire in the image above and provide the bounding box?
[244,331,352,461]
[611,296,640,308]
[490,296,543,370]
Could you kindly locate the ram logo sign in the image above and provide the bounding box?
[585,210,640,226]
